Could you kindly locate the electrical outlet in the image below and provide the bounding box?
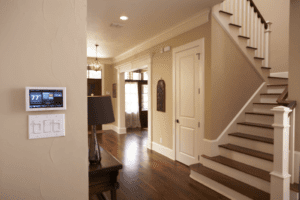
[160,138,162,143]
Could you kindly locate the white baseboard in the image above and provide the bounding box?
[270,72,288,78]
[102,124,112,130]
[202,82,266,157]
[152,142,175,160]
[111,125,127,134]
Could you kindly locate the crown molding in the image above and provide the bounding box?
[115,54,152,73]
[113,8,211,63]
[87,57,114,65]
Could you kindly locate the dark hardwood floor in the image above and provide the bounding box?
[89,128,230,200]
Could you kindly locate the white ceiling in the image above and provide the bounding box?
[87,0,217,59]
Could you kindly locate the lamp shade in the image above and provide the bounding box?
[88,96,115,125]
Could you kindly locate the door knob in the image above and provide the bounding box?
[176,119,179,123]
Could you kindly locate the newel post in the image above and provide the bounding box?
[270,106,292,200]
[264,21,272,67]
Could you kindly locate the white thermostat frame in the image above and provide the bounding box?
[26,87,66,111]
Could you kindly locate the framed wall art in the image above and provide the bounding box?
[112,83,117,98]
[157,79,165,112]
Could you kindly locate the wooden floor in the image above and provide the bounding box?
[89,128,230,200]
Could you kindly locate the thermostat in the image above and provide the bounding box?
[26,87,66,111]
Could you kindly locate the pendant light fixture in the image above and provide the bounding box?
[92,44,102,71]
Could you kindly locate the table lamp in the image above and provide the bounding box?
[88,95,115,165]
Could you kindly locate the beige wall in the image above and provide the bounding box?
[289,0,300,151]
[253,0,290,73]
[0,1,88,199]
[210,17,263,140]
[114,21,212,149]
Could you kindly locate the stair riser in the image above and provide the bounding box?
[219,148,273,171]
[190,170,253,200]
[229,136,273,154]
[260,95,280,103]
[253,104,278,114]
[261,69,270,80]
[202,157,270,193]
[268,78,288,85]
[267,87,286,94]
[237,124,274,139]
[245,114,274,125]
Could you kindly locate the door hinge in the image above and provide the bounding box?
[198,122,200,127]
[196,53,200,60]
[198,88,200,94]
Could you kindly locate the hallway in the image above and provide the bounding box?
[89,129,229,200]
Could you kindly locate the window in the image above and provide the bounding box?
[143,72,148,80]
[141,84,148,111]
[87,70,101,79]
[124,71,142,80]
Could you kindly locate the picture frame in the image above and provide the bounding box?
[112,83,117,98]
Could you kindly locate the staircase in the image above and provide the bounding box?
[190,0,298,199]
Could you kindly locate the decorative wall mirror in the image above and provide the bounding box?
[157,79,165,112]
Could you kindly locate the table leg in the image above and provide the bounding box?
[111,189,117,200]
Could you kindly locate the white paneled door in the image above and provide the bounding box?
[175,42,201,166]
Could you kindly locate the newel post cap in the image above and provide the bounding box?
[271,106,292,113]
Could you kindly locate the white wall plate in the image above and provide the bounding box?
[28,114,65,139]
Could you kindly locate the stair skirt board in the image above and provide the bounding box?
[267,78,288,85]
[202,157,270,193]
[229,136,273,154]
[253,104,279,114]
[219,148,273,171]
[260,94,281,103]
[190,170,253,200]
[267,86,286,94]
[245,114,274,125]
[237,124,274,138]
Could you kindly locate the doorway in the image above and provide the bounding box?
[173,39,205,166]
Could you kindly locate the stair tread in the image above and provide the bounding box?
[219,144,273,161]
[253,102,279,105]
[261,67,271,70]
[201,155,300,192]
[229,132,273,144]
[267,84,288,87]
[246,46,258,50]
[190,163,270,200]
[245,112,274,116]
[237,122,274,129]
[202,155,271,182]
[219,10,233,15]
[229,23,242,28]
[238,35,250,39]
[260,93,282,95]
[254,57,265,60]
[268,76,288,79]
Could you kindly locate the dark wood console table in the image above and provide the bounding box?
[89,147,123,200]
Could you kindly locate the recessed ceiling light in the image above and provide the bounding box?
[120,16,128,21]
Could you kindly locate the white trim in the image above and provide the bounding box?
[203,82,266,157]
[113,8,211,63]
[152,142,175,160]
[111,125,126,134]
[270,72,288,78]
[114,54,153,149]
[172,38,205,162]
[102,124,112,130]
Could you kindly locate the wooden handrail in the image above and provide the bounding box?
[276,85,297,110]
[247,0,268,29]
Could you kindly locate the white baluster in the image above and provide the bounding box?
[230,0,234,23]
[264,21,272,67]
[254,12,258,49]
[261,23,265,59]
[248,6,255,47]
[270,106,291,200]
[289,109,296,183]
[220,1,224,11]
[234,0,239,24]
[227,0,231,13]
[256,20,261,57]
[246,1,251,38]
[241,0,247,36]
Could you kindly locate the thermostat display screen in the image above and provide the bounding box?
[29,89,63,109]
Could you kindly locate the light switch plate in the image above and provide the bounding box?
[28,114,65,139]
